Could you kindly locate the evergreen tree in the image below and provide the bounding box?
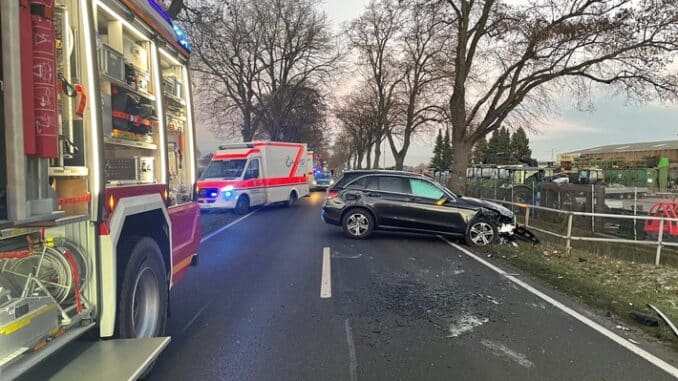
[510,127,532,164]
[472,137,489,164]
[442,128,453,170]
[486,127,511,164]
[430,129,444,170]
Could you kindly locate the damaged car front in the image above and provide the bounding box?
[459,197,539,246]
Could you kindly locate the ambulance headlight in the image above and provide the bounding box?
[329,179,335,185]
[312,180,317,185]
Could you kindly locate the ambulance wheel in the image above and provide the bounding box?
[117,237,168,339]
[235,195,250,215]
[287,191,298,208]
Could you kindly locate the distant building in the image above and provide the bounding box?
[558,140,678,169]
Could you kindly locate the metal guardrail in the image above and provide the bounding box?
[484,198,678,266]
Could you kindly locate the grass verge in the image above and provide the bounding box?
[475,240,678,353]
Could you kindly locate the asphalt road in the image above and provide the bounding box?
[149,193,678,381]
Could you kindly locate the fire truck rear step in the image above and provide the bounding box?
[11,335,169,381]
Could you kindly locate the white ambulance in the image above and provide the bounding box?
[197,142,310,213]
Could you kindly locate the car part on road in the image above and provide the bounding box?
[342,209,374,239]
[629,311,659,327]
[235,195,250,215]
[117,237,168,339]
[648,304,678,338]
[466,219,498,247]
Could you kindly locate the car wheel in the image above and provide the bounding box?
[342,209,374,239]
[287,191,298,208]
[466,219,498,247]
[235,195,250,215]
[117,237,168,339]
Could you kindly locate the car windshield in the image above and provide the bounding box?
[314,171,331,179]
[200,159,247,180]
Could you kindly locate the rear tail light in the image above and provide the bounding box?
[326,190,340,200]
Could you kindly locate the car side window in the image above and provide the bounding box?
[245,159,260,179]
[409,179,445,200]
[375,176,407,193]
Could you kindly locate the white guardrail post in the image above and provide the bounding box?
[656,218,664,266]
[565,212,574,255]
[524,205,530,228]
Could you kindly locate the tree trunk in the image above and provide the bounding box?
[366,146,372,170]
[373,139,382,169]
[393,153,406,171]
[450,140,472,195]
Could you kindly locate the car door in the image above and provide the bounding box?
[403,178,467,234]
[244,159,265,205]
[363,176,411,227]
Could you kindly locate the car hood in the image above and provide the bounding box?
[460,197,514,218]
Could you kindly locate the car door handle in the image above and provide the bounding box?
[366,192,381,197]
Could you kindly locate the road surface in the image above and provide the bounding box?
[147,193,678,381]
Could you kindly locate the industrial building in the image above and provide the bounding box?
[558,139,676,190]
[558,140,677,167]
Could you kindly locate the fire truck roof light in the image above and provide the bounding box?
[96,1,148,41]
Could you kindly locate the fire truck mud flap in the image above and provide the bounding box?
[13,336,170,381]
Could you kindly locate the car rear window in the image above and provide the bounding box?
[367,176,407,194]
[333,172,370,189]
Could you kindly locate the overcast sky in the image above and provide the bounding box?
[196,0,676,165]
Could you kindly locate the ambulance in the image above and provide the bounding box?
[197,142,310,214]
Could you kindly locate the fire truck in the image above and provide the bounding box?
[0,0,200,379]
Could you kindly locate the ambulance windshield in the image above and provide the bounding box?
[200,159,247,180]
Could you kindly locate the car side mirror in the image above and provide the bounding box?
[436,196,449,206]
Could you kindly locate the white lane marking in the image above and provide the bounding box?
[321,247,332,298]
[200,209,258,243]
[439,236,678,379]
[481,339,535,368]
[345,318,358,381]
[182,302,210,333]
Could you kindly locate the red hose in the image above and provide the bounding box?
[63,249,83,313]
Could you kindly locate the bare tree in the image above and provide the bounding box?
[347,0,403,168]
[334,90,382,169]
[386,1,449,170]
[437,0,678,194]
[184,0,264,141]
[252,0,342,142]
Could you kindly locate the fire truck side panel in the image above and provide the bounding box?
[168,202,201,284]
[100,192,170,337]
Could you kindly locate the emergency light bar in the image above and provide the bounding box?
[218,143,256,150]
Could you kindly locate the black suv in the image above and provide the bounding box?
[321,171,517,246]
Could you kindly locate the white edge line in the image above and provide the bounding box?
[439,236,678,379]
[345,318,358,381]
[200,210,258,243]
[182,303,210,333]
[321,247,332,299]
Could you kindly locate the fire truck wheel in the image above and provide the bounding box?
[117,237,168,339]
[235,195,250,215]
[287,191,298,208]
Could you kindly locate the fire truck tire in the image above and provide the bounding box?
[235,195,250,215]
[117,237,168,339]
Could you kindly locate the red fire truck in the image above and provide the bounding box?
[0,0,200,378]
